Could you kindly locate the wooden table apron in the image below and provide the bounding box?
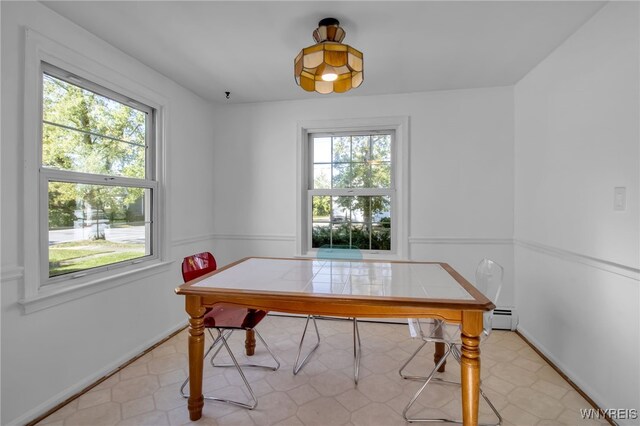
[175,257,493,426]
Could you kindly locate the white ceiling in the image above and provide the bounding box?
[41,1,605,104]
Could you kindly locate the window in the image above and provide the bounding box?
[298,117,408,259]
[41,63,157,282]
[309,132,394,252]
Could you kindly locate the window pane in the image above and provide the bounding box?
[371,196,392,222]
[312,196,331,222]
[311,223,331,248]
[350,196,368,223]
[370,163,391,188]
[332,164,351,188]
[350,223,370,250]
[351,163,370,188]
[313,137,332,163]
[352,136,370,162]
[371,225,391,250]
[313,164,331,189]
[42,123,145,178]
[42,73,147,178]
[48,182,151,277]
[331,223,351,246]
[332,136,351,163]
[372,134,391,161]
[332,196,352,223]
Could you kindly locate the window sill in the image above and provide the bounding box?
[19,260,174,314]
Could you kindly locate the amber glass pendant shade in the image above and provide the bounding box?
[294,18,363,94]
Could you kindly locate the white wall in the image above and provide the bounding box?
[0,2,217,424]
[514,1,640,418]
[208,87,515,306]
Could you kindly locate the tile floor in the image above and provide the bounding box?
[36,316,608,426]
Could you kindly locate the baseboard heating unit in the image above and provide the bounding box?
[492,308,518,331]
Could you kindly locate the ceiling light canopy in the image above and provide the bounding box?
[294,18,363,94]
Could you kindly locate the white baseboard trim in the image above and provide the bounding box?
[409,237,513,245]
[515,238,639,281]
[11,321,187,426]
[516,325,609,415]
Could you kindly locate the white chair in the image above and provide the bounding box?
[293,246,362,384]
[399,259,503,424]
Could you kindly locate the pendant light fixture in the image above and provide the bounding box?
[294,18,363,94]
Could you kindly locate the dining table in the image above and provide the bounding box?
[175,256,495,425]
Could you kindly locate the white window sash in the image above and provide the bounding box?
[20,28,169,312]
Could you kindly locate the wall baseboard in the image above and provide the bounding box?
[16,322,187,426]
[516,327,615,426]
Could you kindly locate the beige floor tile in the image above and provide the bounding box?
[531,378,570,400]
[499,403,541,425]
[335,388,371,412]
[120,363,149,381]
[77,388,112,410]
[286,383,321,406]
[273,416,304,426]
[64,402,121,426]
[350,402,406,426]
[116,410,169,426]
[355,374,404,403]
[247,391,298,425]
[308,370,355,397]
[216,409,256,426]
[33,317,605,426]
[121,395,155,420]
[507,386,565,419]
[112,376,160,403]
[296,397,351,426]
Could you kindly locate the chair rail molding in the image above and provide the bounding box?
[211,233,296,242]
[171,233,218,247]
[1,265,25,282]
[515,238,640,281]
[409,237,513,245]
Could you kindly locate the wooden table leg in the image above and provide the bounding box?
[433,320,447,372]
[186,296,206,421]
[245,329,256,356]
[460,310,483,426]
[245,309,257,356]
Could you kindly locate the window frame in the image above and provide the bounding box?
[20,28,170,313]
[307,130,396,253]
[40,63,159,284]
[296,117,409,260]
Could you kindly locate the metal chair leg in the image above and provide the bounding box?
[211,329,280,370]
[293,315,320,375]
[398,339,428,380]
[179,328,275,410]
[402,343,502,425]
[353,318,361,385]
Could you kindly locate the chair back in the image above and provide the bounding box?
[182,252,217,282]
[317,245,363,261]
[475,258,503,337]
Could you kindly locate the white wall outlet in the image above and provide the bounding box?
[614,187,626,211]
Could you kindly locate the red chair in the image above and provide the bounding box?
[179,252,280,409]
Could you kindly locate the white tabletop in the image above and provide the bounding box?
[193,258,474,300]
